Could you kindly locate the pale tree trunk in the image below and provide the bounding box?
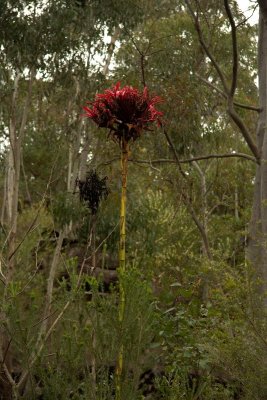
[102,27,121,76]
[6,68,35,281]
[78,129,90,181]
[6,71,21,280]
[248,4,267,306]
[0,71,21,399]
[35,229,65,352]
[1,67,35,399]
[1,170,7,227]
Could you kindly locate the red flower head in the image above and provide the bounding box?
[83,82,163,143]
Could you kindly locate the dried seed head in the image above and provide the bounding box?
[77,170,109,214]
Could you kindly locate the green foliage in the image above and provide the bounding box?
[0,0,264,398]
[52,192,87,229]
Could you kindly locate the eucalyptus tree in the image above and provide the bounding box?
[179,0,267,308]
[248,0,267,306]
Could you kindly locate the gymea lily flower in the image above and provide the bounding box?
[83,82,163,400]
[83,82,163,143]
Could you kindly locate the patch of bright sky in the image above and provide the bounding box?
[237,0,258,25]
[236,0,259,90]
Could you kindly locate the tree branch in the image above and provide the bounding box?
[185,0,260,162]
[97,152,257,169]
[196,73,261,112]
[224,0,238,97]
[224,0,260,161]
[163,129,189,179]
[184,0,230,94]
[131,152,257,164]
[227,106,260,162]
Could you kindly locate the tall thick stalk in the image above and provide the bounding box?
[115,136,129,400]
[119,138,129,274]
[83,82,162,397]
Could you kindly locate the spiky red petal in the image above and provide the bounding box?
[83,82,163,142]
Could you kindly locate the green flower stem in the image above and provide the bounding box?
[115,137,129,400]
[119,139,128,274]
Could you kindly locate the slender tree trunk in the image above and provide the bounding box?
[248,6,267,306]
[258,6,267,300]
[191,159,211,258]
[6,72,21,281]
[6,68,35,281]
[36,230,65,346]
[1,166,7,227]
[79,130,90,181]
[102,27,121,76]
